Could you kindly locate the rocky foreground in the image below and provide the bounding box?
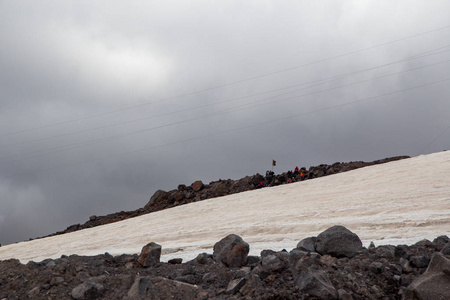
[1,225,449,299]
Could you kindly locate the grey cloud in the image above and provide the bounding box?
[0,0,449,245]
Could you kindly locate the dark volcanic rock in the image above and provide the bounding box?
[297,236,317,252]
[315,225,363,258]
[144,189,169,209]
[168,258,183,264]
[191,180,204,192]
[403,252,450,300]
[295,267,337,299]
[376,245,396,258]
[409,255,430,268]
[261,252,290,273]
[126,276,151,298]
[226,277,247,294]
[137,242,161,267]
[213,234,249,268]
[441,242,450,255]
[147,277,199,299]
[71,277,104,300]
[1,230,450,299]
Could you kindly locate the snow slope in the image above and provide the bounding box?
[1,151,449,263]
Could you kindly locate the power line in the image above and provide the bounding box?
[1,24,449,138]
[420,125,450,153]
[1,45,449,151]
[1,57,449,165]
[4,76,450,177]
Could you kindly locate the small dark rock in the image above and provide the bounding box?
[50,276,64,286]
[410,255,430,268]
[400,275,413,287]
[395,245,409,258]
[194,253,213,265]
[375,245,396,259]
[240,274,263,296]
[127,276,151,297]
[191,180,204,192]
[213,234,249,268]
[247,255,260,265]
[226,278,247,294]
[168,258,183,264]
[289,249,309,269]
[414,239,434,248]
[175,275,197,285]
[71,277,104,300]
[261,252,289,273]
[261,249,276,257]
[441,242,450,255]
[297,236,317,252]
[369,262,384,274]
[145,189,169,208]
[137,242,162,267]
[337,288,353,300]
[296,267,337,299]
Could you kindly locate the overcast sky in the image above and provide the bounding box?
[1,1,449,245]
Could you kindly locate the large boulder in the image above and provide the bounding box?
[403,252,450,300]
[138,242,162,267]
[315,226,363,258]
[213,234,249,267]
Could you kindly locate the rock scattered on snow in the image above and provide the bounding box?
[137,242,161,267]
[213,234,249,268]
[315,225,363,258]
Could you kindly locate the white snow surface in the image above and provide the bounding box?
[1,151,449,263]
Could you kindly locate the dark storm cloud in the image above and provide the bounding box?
[1,0,450,245]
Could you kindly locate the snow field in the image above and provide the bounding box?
[0,151,449,263]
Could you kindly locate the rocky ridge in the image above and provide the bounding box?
[1,225,449,299]
[44,156,409,238]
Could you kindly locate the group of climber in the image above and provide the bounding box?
[294,166,306,177]
[256,165,309,189]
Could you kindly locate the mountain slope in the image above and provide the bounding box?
[0,151,449,263]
